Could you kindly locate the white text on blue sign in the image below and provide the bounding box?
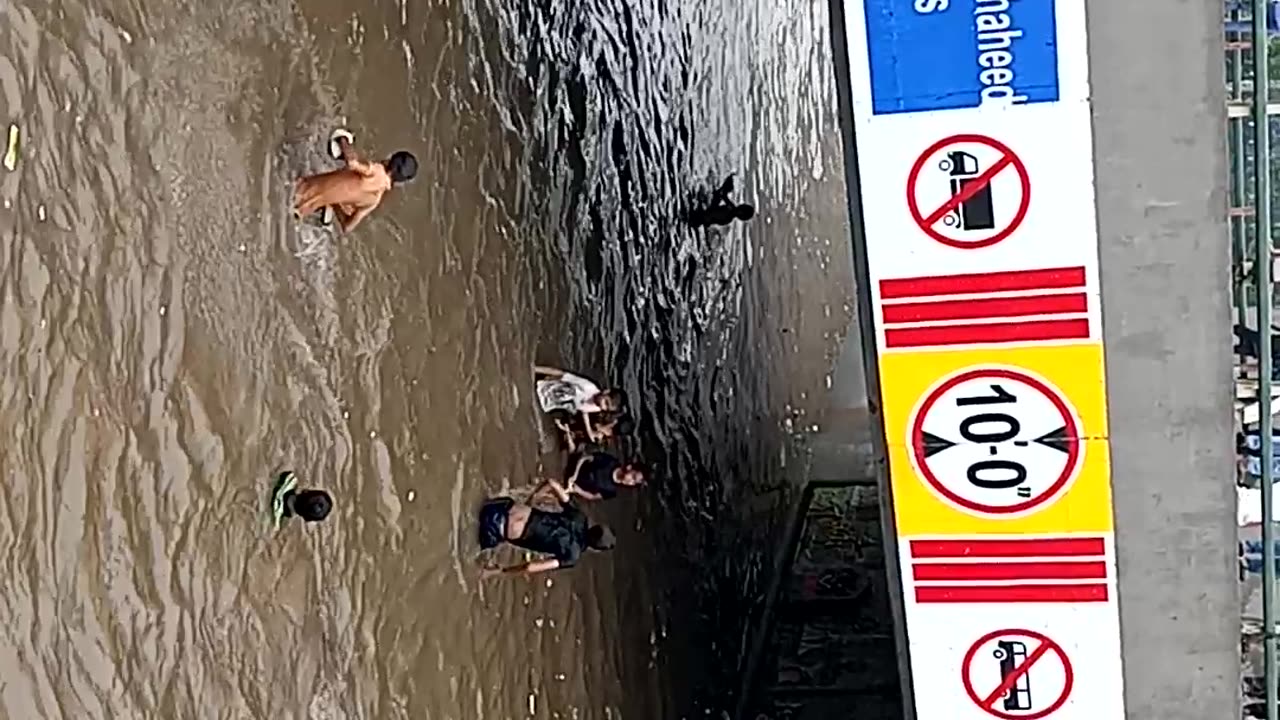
[863,0,1060,115]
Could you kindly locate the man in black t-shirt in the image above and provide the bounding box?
[563,451,648,501]
[478,482,616,579]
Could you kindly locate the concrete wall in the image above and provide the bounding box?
[807,313,876,484]
[822,1,918,713]
[1086,1,1241,716]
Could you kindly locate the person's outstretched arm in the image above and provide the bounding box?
[481,558,561,579]
[337,205,375,233]
[534,365,567,379]
[554,418,579,452]
[571,486,603,501]
[562,456,604,500]
[564,455,591,489]
[533,478,573,505]
[710,173,736,205]
[335,137,377,176]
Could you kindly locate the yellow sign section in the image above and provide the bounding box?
[879,342,1114,536]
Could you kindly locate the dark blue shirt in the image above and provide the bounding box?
[569,452,620,499]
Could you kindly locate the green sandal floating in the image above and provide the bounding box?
[270,471,299,529]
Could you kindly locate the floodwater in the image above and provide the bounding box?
[0,0,856,716]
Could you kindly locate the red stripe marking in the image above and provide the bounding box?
[881,292,1088,323]
[884,319,1090,348]
[912,561,1108,581]
[910,538,1106,558]
[915,584,1109,603]
[879,267,1086,300]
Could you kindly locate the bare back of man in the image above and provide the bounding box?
[503,502,535,540]
[476,489,616,579]
[292,134,419,233]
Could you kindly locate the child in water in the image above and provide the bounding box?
[271,471,333,528]
[293,129,419,233]
[685,173,755,228]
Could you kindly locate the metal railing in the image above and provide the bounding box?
[1254,0,1276,714]
[1232,2,1278,718]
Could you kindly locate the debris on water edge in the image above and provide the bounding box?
[3,124,18,171]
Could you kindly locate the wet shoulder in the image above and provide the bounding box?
[364,162,392,191]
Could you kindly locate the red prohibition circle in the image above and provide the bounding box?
[909,367,1080,515]
[961,628,1074,720]
[905,133,1031,249]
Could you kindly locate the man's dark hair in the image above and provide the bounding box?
[295,490,333,522]
[622,460,649,483]
[385,151,419,183]
[735,203,756,221]
[585,525,616,551]
[605,388,628,409]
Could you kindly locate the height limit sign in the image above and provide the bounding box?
[908,366,1083,517]
[906,134,1030,249]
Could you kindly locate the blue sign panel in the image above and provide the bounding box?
[863,0,1061,115]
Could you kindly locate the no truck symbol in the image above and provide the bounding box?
[906,134,1031,249]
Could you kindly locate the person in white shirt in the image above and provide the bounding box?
[533,365,627,440]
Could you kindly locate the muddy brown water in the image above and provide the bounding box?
[0,0,855,716]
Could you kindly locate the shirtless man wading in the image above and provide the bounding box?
[478,480,616,578]
[293,131,419,233]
